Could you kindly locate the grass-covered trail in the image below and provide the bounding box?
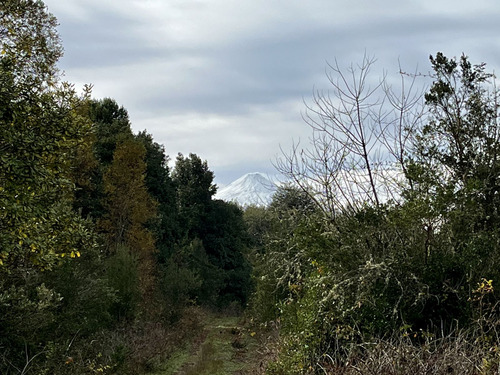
[150,310,275,375]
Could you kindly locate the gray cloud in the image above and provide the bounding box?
[45,0,500,184]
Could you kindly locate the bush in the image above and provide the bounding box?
[161,258,202,321]
[106,244,140,320]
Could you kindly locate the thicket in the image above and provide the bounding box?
[0,1,251,373]
[248,54,500,374]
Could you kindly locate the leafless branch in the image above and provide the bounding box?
[276,55,427,222]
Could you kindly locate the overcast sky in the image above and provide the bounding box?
[43,0,500,186]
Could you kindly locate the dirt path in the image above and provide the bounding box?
[151,311,276,375]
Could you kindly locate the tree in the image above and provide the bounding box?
[270,184,318,216]
[244,205,274,254]
[276,54,425,223]
[70,98,135,220]
[99,138,157,253]
[411,53,500,231]
[0,3,112,372]
[406,53,500,318]
[0,0,62,90]
[172,153,217,239]
[204,200,252,305]
[99,138,158,314]
[0,0,95,271]
[167,154,253,306]
[136,131,178,260]
[90,98,133,165]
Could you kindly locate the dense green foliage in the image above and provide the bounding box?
[0,2,251,373]
[167,153,252,309]
[0,2,112,373]
[248,54,500,374]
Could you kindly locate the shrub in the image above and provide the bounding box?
[106,244,140,320]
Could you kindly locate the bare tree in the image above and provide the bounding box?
[276,54,426,223]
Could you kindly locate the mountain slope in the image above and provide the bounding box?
[215,172,277,207]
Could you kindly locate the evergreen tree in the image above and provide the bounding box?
[90,98,133,165]
[204,200,252,304]
[136,131,178,260]
[172,153,217,240]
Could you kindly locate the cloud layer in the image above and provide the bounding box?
[44,0,500,184]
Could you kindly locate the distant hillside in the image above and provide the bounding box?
[215,172,277,207]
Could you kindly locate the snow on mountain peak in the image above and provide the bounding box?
[215,172,277,207]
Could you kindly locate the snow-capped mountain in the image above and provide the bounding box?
[215,172,277,207]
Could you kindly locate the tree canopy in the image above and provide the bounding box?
[0,0,94,271]
[1,2,252,373]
